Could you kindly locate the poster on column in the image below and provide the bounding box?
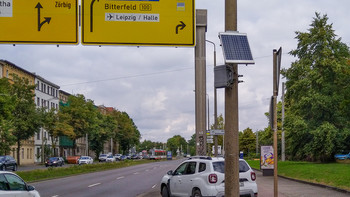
[260,145,274,169]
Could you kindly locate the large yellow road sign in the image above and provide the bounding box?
[0,0,78,44]
[82,0,195,46]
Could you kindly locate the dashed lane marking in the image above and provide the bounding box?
[88,183,101,188]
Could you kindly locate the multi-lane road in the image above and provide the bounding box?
[30,159,183,197]
[27,159,349,197]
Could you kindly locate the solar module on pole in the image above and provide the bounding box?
[219,32,255,65]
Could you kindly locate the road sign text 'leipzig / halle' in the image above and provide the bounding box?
[82,0,195,46]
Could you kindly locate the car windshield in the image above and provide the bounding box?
[81,157,89,159]
[0,156,5,161]
[107,156,113,158]
[100,154,107,157]
[49,157,58,161]
[212,161,251,173]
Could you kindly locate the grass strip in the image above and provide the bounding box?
[17,159,157,183]
[246,160,350,191]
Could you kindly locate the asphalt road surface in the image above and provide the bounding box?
[31,159,183,197]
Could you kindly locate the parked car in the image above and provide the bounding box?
[106,155,116,162]
[66,156,80,164]
[0,156,17,171]
[120,155,127,161]
[114,154,122,161]
[0,171,40,196]
[98,154,109,162]
[160,156,258,197]
[78,156,93,165]
[45,157,64,167]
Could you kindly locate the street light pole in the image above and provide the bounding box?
[206,40,218,157]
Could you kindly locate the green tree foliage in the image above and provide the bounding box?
[10,74,42,165]
[114,111,140,154]
[187,134,196,156]
[282,13,350,162]
[167,135,187,156]
[0,78,16,155]
[138,140,164,152]
[239,128,256,156]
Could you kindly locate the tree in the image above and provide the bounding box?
[0,78,16,155]
[239,128,256,156]
[10,74,42,165]
[115,111,140,154]
[282,13,350,161]
[167,135,187,156]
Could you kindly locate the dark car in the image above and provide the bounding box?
[45,157,64,167]
[0,155,17,171]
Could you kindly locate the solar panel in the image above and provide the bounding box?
[219,32,254,64]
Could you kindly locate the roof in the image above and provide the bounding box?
[0,59,35,77]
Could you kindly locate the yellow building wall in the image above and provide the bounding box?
[0,60,36,165]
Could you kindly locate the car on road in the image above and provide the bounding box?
[0,156,17,171]
[120,155,127,161]
[114,154,122,161]
[78,156,94,165]
[0,171,40,196]
[98,154,110,162]
[106,155,116,162]
[160,156,258,197]
[45,157,64,167]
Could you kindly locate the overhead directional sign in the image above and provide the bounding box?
[0,0,78,44]
[81,0,195,46]
[209,129,225,136]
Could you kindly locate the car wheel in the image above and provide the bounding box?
[12,164,17,171]
[192,189,202,197]
[161,186,169,197]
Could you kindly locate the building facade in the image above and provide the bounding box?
[0,60,36,165]
[34,75,60,163]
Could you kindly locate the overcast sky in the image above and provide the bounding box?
[1,0,349,143]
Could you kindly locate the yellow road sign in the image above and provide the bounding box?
[0,0,78,44]
[82,0,195,46]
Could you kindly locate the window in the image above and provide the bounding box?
[186,162,197,174]
[4,174,26,191]
[37,131,40,140]
[41,83,43,92]
[239,161,250,173]
[213,161,225,173]
[27,148,29,159]
[199,162,206,172]
[30,148,32,159]
[43,84,46,93]
[6,70,8,78]
[37,97,40,106]
[21,148,24,159]
[36,81,39,90]
[174,162,188,175]
[0,174,9,190]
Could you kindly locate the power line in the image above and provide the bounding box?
[61,66,193,87]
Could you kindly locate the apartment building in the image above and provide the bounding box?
[34,75,60,163]
[0,60,36,165]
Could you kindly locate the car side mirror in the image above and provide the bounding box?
[27,185,35,191]
[167,170,173,175]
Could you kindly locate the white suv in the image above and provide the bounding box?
[160,156,258,197]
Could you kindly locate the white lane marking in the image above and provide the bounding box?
[88,183,101,188]
[133,172,139,175]
[52,195,59,197]
[117,176,124,180]
[145,169,149,172]
[152,184,157,189]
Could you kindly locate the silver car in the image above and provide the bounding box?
[0,171,40,197]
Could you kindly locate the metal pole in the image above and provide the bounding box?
[281,82,285,161]
[273,49,278,197]
[206,40,218,157]
[225,0,239,196]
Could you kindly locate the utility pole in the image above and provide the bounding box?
[225,0,239,196]
[206,40,218,157]
[195,9,207,156]
[273,49,278,197]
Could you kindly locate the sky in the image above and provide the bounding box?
[1,0,349,143]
